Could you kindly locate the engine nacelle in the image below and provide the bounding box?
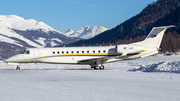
[115,44,144,54]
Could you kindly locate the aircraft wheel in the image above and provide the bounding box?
[94,66,99,70]
[100,65,105,70]
[16,66,20,70]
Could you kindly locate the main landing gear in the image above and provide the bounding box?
[16,65,20,70]
[91,65,105,70]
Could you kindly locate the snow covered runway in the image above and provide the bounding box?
[0,55,180,101]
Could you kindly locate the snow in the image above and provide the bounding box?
[130,60,180,73]
[34,38,63,47]
[51,38,63,44]
[0,15,108,48]
[0,15,66,48]
[0,55,180,101]
[63,29,76,37]
[34,37,47,47]
[63,26,109,39]
[50,39,63,47]
[0,15,56,32]
[0,26,42,47]
[0,33,23,47]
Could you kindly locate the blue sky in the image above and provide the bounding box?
[0,0,156,32]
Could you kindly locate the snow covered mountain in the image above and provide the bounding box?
[63,26,109,39]
[0,15,55,32]
[0,15,80,48]
[0,15,109,59]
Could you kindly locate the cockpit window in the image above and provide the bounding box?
[25,50,30,54]
[21,50,30,54]
[21,50,26,54]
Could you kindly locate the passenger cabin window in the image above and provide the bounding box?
[98,50,101,53]
[66,51,68,54]
[62,51,64,54]
[77,51,79,53]
[87,51,89,53]
[82,51,84,53]
[25,50,30,54]
[71,51,74,54]
[103,50,106,53]
[57,51,60,54]
[53,51,55,54]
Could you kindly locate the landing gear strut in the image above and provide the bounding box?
[16,65,20,70]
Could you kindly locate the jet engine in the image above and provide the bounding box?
[115,44,144,55]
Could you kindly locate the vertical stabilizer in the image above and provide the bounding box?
[135,25,175,48]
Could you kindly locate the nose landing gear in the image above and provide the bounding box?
[16,65,20,70]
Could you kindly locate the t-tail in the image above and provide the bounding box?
[129,25,176,58]
[134,25,176,49]
[115,25,175,58]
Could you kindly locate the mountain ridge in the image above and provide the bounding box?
[0,15,57,32]
[0,15,83,47]
[69,0,180,49]
[0,15,109,59]
[0,15,81,58]
[62,26,109,39]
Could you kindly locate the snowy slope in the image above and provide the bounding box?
[0,26,42,47]
[0,15,56,32]
[0,15,80,48]
[0,55,180,101]
[63,26,109,39]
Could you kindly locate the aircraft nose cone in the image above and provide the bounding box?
[4,59,8,63]
[4,58,12,63]
[4,54,24,63]
[4,55,18,63]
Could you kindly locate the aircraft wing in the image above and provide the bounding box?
[77,54,128,66]
[78,57,108,65]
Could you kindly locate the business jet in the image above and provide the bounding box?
[5,25,175,70]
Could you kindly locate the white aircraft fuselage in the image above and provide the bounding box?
[5,25,175,70]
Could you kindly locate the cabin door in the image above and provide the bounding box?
[33,48,39,62]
